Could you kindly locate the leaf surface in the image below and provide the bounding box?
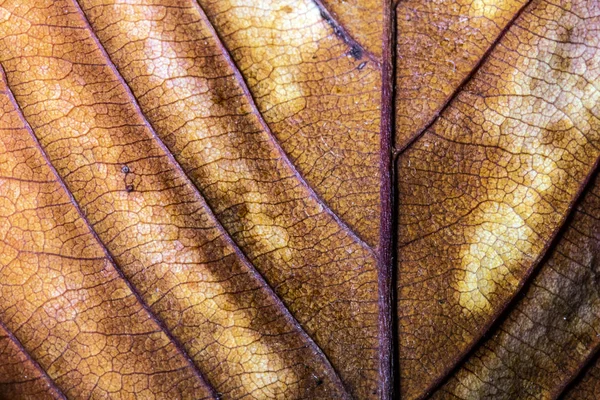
[395,0,529,150]
[2,0,600,399]
[432,171,600,399]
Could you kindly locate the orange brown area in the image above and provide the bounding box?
[0,323,62,400]
[197,0,383,247]
[395,0,528,150]
[319,0,384,60]
[77,0,381,398]
[0,85,214,398]
[396,0,600,398]
[0,0,379,398]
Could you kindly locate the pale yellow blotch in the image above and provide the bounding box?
[458,202,530,312]
[471,0,507,19]
[456,26,600,313]
[222,0,329,118]
[458,156,557,312]
[459,114,559,310]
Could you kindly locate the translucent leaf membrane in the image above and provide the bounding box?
[396,0,600,397]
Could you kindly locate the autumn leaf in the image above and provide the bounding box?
[0,0,598,399]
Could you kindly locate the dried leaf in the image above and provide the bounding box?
[1,0,600,399]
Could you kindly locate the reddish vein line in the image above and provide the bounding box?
[0,63,219,400]
[70,0,353,397]
[0,318,67,400]
[394,0,534,157]
[311,0,381,67]
[189,0,378,260]
[378,0,396,399]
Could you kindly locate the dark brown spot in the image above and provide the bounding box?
[349,45,362,60]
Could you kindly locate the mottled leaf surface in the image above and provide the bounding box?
[433,172,600,399]
[396,0,600,398]
[2,0,600,399]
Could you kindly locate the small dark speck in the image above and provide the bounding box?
[358,61,367,70]
[126,184,134,192]
[320,9,331,22]
[121,165,130,174]
[315,378,323,387]
[438,299,445,304]
[349,45,362,60]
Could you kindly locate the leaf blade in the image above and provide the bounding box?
[395,0,530,151]
[0,321,65,400]
[75,0,385,397]
[0,0,389,398]
[196,0,383,247]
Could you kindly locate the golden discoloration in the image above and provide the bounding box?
[472,0,509,19]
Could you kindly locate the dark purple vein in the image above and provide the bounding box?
[189,0,378,259]
[379,0,396,399]
[394,0,534,157]
[0,318,67,400]
[311,0,381,66]
[0,62,219,400]
[70,0,353,397]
